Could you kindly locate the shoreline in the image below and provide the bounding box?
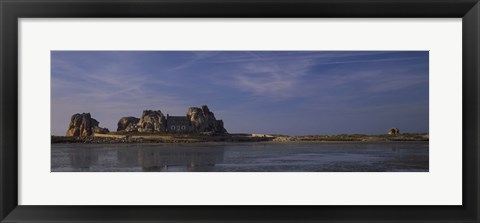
[51,133,429,144]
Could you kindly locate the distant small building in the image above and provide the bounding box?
[166,114,190,133]
[388,128,400,135]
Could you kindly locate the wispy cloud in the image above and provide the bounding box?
[211,52,314,100]
[165,51,219,72]
[203,51,393,64]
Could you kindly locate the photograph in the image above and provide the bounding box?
[3,0,478,221]
[51,51,429,172]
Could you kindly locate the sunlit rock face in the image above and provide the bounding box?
[66,113,109,137]
[138,110,167,133]
[186,105,227,133]
[117,116,140,132]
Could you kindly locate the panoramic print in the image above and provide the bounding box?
[51,51,429,172]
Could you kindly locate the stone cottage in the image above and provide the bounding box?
[166,115,191,132]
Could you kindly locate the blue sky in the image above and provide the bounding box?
[51,51,429,136]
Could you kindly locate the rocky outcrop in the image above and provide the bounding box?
[388,128,400,135]
[138,110,167,133]
[66,113,92,137]
[66,106,227,136]
[91,118,110,134]
[186,105,227,133]
[66,113,109,137]
[117,116,140,132]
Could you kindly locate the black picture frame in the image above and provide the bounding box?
[1,0,479,222]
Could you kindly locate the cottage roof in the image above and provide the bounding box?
[167,116,189,125]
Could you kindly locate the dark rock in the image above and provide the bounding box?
[138,110,167,133]
[186,105,227,133]
[66,113,109,137]
[93,127,110,134]
[117,116,140,132]
[92,118,110,134]
[215,120,226,133]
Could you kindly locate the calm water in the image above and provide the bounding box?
[51,142,428,172]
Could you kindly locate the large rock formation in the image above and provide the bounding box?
[117,116,140,132]
[67,106,227,136]
[186,105,227,133]
[138,110,167,133]
[66,113,109,137]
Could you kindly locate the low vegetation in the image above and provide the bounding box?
[51,132,428,144]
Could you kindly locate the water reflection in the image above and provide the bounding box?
[117,147,224,171]
[63,145,225,172]
[69,147,98,170]
[387,144,429,169]
[52,142,429,172]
